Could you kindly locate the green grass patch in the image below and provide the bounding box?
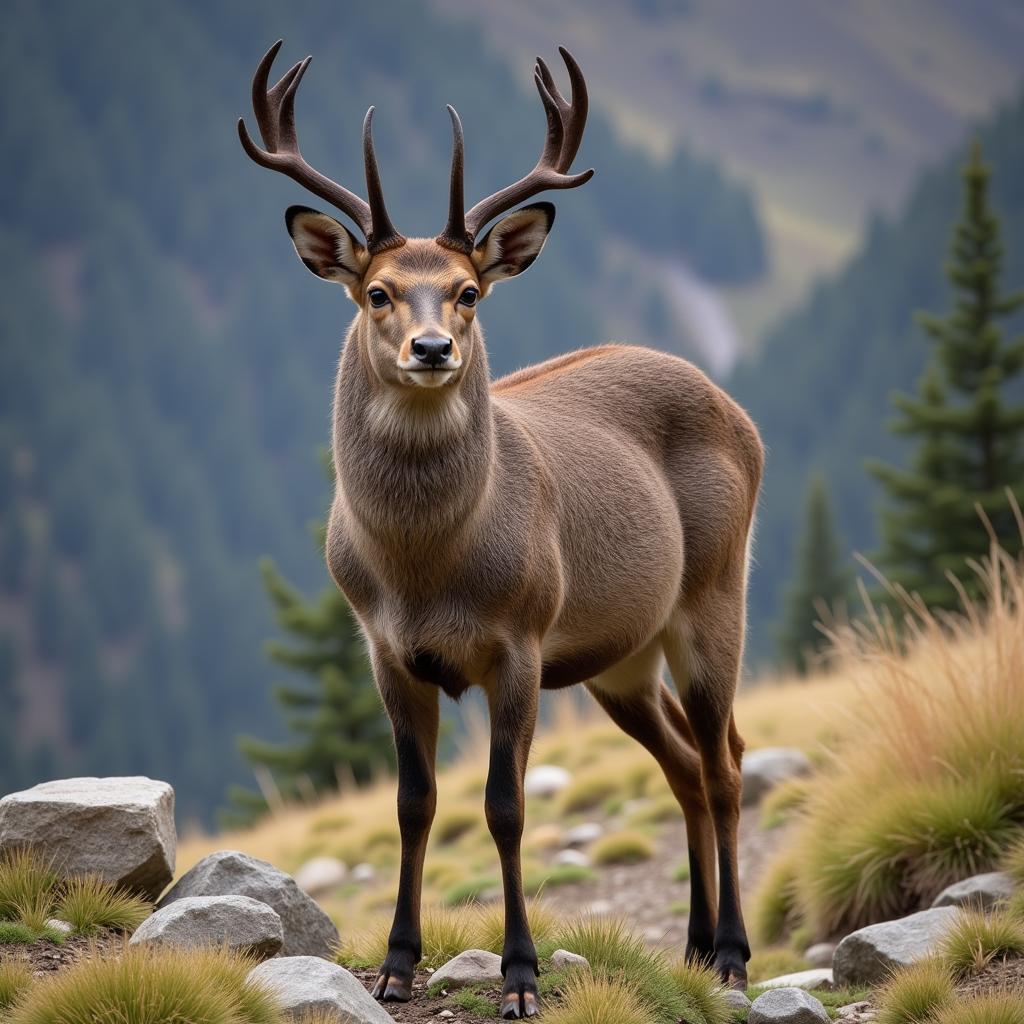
[56,875,151,934]
[443,876,501,906]
[450,986,498,1016]
[433,808,483,846]
[938,909,1024,976]
[524,864,596,895]
[0,962,34,1010]
[1005,888,1024,923]
[7,945,280,1024]
[669,901,690,916]
[541,970,655,1024]
[627,795,680,827]
[672,862,690,883]
[875,958,955,1024]
[591,831,654,866]
[667,960,731,1024]
[0,921,44,945]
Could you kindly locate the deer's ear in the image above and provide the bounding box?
[472,203,555,289]
[286,206,369,288]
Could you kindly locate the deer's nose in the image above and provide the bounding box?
[411,336,453,367]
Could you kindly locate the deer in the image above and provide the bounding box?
[239,40,763,1018]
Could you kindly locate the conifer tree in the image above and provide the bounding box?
[778,473,851,672]
[867,142,1024,608]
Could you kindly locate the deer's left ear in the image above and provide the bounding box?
[286,205,369,292]
[472,202,555,289]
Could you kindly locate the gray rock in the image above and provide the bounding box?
[0,776,175,899]
[931,871,1016,911]
[564,822,603,847]
[803,942,836,968]
[832,906,959,986]
[294,856,348,897]
[741,748,811,805]
[130,894,282,960]
[552,848,591,868]
[351,862,376,884]
[430,949,504,990]
[45,918,73,936]
[551,949,590,971]
[836,1002,873,1020]
[757,968,834,992]
[723,988,753,1014]
[159,850,338,958]
[248,956,393,1023]
[523,765,571,798]
[749,987,829,1023]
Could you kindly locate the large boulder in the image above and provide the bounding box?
[931,871,1015,911]
[741,748,811,805]
[129,895,282,960]
[248,956,393,1023]
[832,906,959,986]
[429,949,504,990]
[0,777,175,899]
[159,850,338,958]
[749,987,829,1023]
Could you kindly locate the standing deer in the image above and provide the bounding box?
[240,40,762,1017]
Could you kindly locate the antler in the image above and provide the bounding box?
[238,40,405,254]
[437,46,594,254]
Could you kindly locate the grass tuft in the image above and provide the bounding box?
[542,970,655,1024]
[476,899,560,959]
[875,958,955,1024]
[443,876,500,906]
[433,808,483,846]
[590,831,654,866]
[0,962,34,1010]
[451,986,499,1016]
[1005,888,1024,923]
[938,909,1024,976]
[751,851,802,944]
[760,777,811,829]
[524,864,596,894]
[1002,833,1024,884]
[668,959,731,1024]
[7,943,280,1024]
[930,992,1024,1024]
[558,773,620,815]
[0,851,58,924]
[56,875,151,934]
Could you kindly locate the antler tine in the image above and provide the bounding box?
[436,106,471,253]
[462,47,594,242]
[239,40,406,252]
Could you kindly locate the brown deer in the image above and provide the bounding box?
[240,40,762,1017]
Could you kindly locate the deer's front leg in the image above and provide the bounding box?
[372,657,439,1002]
[485,646,541,1019]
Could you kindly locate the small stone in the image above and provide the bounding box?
[741,748,811,805]
[931,871,1016,912]
[159,850,338,958]
[130,894,283,960]
[294,856,347,898]
[553,849,591,868]
[247,956,392,1022]
[438,1012,455,1019]
[757,968,834,992]
[803,942,836,968]
[833,906,959,986]
[44,919,73,936]
[430,949,504,990]
[564,822,603,847]
[351,862,376,883]
[0,776,176,899]
[723,988,752,1014]
[551,949,590,971]
[749,987,829,1023]
[836,1002,873,1019]
[523,765,571,798]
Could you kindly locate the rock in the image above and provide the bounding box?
[523,765,571,798]
[294,856,348,898]
[430,949,504,990]
[248,956,392,1023]
[553,849,591,868]
[723,988,752,1014]
[931,871,1015,911]
[757,968,834,992]
[130,895,282,960]
[832,906,959,986]
[0,777,175,899]
[741,749,811,805]
[836,1002,873,1020]
[803,942,836,968]
[749,987,829,1023]
[564,822,603,847]
[159,850,338,958]
[351,862,376,884]
[45,919,73,936]
[438,1012,455,1020]
[551,949,590,971]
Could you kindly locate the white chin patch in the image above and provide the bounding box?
[404,369,455,388]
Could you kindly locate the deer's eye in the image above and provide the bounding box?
[458,287,478,307]
[368,288,390,308]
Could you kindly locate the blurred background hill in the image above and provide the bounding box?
[0,0,1021,823]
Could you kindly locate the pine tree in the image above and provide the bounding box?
[867,142,1024,608]
[226,516,394,827]
[778,474,851,672]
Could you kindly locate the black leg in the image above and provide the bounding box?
[371,657,439,1002]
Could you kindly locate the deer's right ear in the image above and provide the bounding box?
[285,206,369,289]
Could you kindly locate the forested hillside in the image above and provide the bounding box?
[0,0,764,821]
[731,91,1024,659]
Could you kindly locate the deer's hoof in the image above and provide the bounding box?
[500,964,539,1018]
[370,971,413,1002]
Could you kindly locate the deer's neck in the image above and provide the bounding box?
[333,329,495,547]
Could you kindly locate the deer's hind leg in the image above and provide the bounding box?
[586,642,719,965]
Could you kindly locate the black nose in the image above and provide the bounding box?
[411,336,453,367]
